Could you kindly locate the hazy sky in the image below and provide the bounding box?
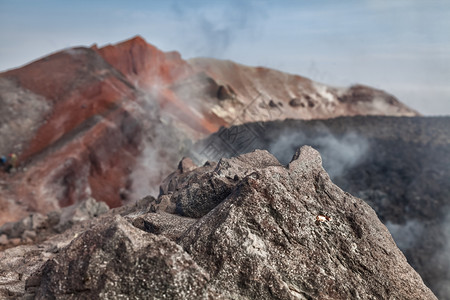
[1,0,449,115]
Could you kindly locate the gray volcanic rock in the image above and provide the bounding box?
[0,197,156,299]
[0,198,109,251]
[195,116,450,299]
[0,147,436,299]
[0,205,113,299]
[178,147,435,299]
[155,150,281,218]
[131,211,197,241]
[30,215,214,300]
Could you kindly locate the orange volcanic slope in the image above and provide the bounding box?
[0,36,418,226]
[93,36,418,134]
[93,36,223,136]
[93,35,192,88]
[0,47,144,222]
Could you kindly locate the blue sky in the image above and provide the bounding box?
[1,0,449,115]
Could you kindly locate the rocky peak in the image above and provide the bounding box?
[0,146,436,299]
[194,116,450,299]
[93,36,193,89]
[157,147,437,298]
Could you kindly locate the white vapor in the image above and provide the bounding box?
[269,129,369,179]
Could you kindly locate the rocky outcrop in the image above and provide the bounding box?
[0,196,157,299]
[0,147,436,299]
[30,215,215,300]
[155,151,282,218]
[177,147,434,299]
[195,116,450,299]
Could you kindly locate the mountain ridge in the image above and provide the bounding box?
[0,35,419,225]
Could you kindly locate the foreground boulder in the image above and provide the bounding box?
[195,116,450,299]
[30,215,215,300]
[177,147,435,299]
[1,147,436,299]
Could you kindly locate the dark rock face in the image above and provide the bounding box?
[194,116,450,299]
[288,98,303,107]
[0,147,433,299]
[217,84,236,100]
[0,197,156,299]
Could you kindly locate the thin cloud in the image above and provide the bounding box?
[0,0,449,115]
